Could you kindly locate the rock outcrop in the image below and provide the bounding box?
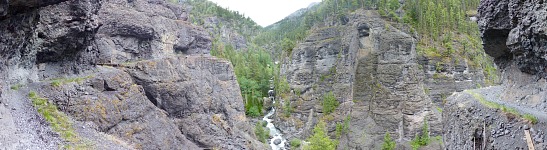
[478,0,547,77]
[0,0,265,149]
[277,10,442,149]
[443,0,547,149]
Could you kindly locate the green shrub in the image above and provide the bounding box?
[410,119,430,150]
[295,88,302,97]
[281,38,296,55]
[335,123,343,139]
[247,106,261,118]
[290,138,302,149]
[322,92,339,115]
[382,132,396,150]
[336,115,351,139]
[255,121,269,143]
[283,100,292,117]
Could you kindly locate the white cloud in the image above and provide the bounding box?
[208,0,322,27]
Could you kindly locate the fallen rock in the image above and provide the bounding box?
[274,139,281,145]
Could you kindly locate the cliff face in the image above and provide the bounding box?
[443,0,547,149]
[0,0,265,149]
[478,0,547,77]
[276,10,443,149]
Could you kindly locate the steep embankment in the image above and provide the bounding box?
[275,9,442,149]
[443,0,547,149]
[0,0,266,149]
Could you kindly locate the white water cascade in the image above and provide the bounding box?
[262,100,287,150]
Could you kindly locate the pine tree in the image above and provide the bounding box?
[382,132,396,150]
[305,121,338,150]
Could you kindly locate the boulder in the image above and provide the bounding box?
[274,139,281,145]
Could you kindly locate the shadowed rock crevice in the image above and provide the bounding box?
[481,29,510,59]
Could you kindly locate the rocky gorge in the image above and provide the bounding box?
[0,0,545,149]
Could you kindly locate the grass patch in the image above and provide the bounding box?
[523,114,538,124]
[466,91,519,116]
[50,75,93,87]
[28,91,91,149]
[10,84,23,90]
[466,91,538,124]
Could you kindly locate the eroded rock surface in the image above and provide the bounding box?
[0,0,264,149]
[277,10,442,149]
[478,0,547,77]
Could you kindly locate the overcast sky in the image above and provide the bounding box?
[208,0,322,27]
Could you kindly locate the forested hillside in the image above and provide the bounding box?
[256,0,497,85]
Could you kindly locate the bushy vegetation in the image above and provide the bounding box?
[283,99,292,117]
[335,115,351,139]
[28,91,89,149]
[255,121,270,143]
[322,92,339,114]
[410,119,430,150]
[290,138,302,149]
[275,76,291,100]
[281,38,296,56]
[305,121,338,150]
[382,132,396,150]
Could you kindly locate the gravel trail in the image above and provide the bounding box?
[0,86,62,150]
[471,86,547,123]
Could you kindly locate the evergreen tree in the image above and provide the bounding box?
[305,121,338,150]
[382,132,396,150]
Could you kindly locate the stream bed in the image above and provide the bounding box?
[263,98,286,149]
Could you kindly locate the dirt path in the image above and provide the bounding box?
[473,86,547,123]
[0,86,61,150]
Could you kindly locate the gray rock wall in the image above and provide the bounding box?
[277,10,442,149]
[0,0,264,149]
[478,0,547,77]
